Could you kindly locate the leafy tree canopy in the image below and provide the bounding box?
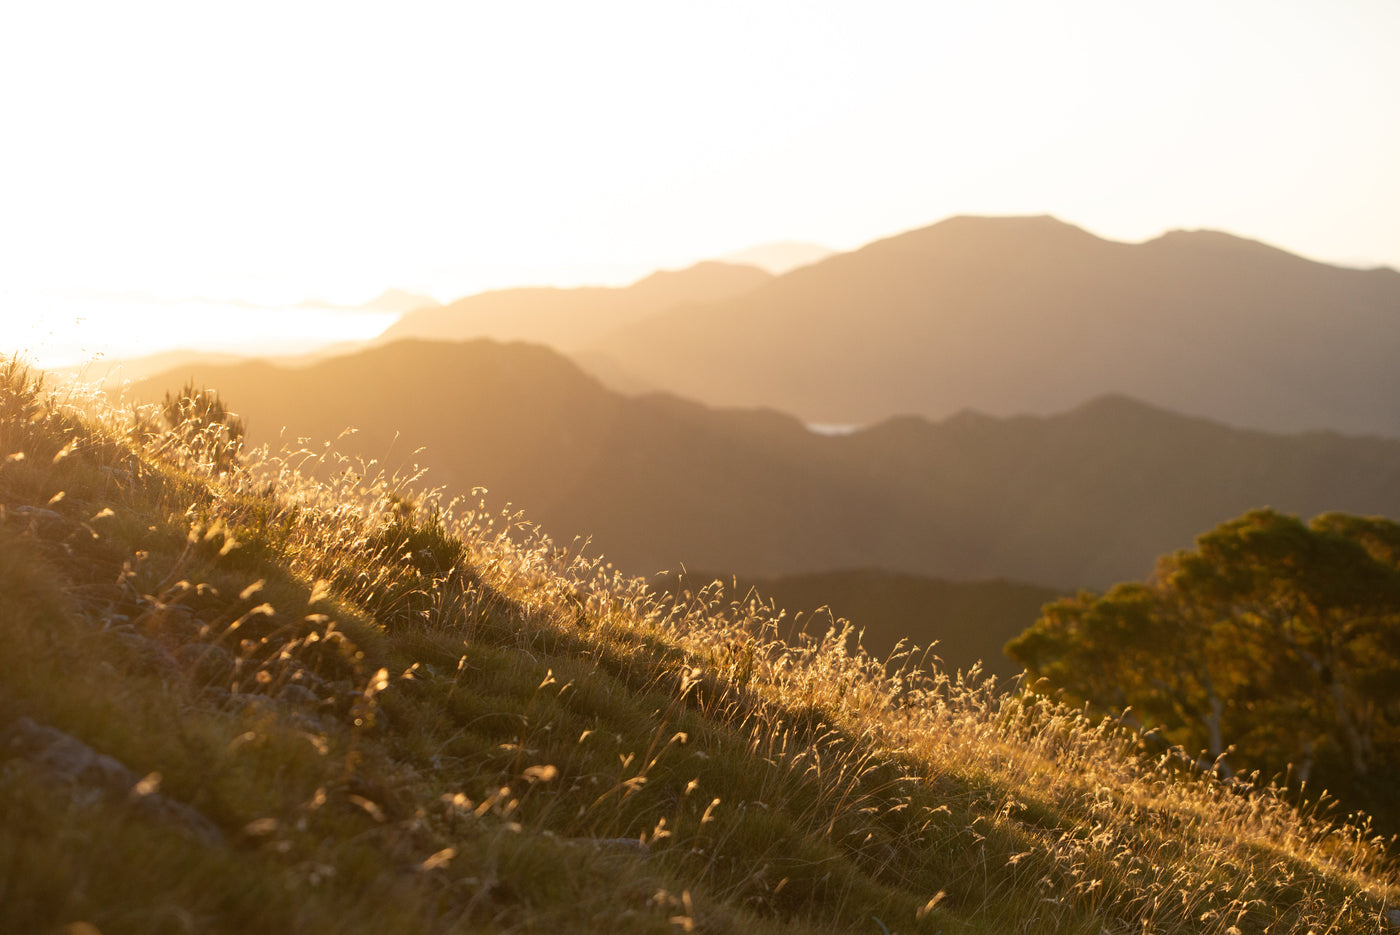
[1007,508,1400,828]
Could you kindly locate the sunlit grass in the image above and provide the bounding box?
[0,354,1395,934]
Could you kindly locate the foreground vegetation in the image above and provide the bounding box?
[1010,509,1400,833]
[1,357,1396,934]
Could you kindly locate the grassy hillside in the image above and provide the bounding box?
[653,570,1063,684]
[129,340,1400,588]
[3,357,1397,934]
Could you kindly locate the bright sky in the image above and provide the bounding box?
[2,0,1398,359]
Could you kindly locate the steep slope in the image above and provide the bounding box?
[129,340,1400,590]
[592,215,1400,436]
[380,260,772,350]
[9,355,1397,934]
[655,569,1064,683]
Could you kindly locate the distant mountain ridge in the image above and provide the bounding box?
[587,215,1400,436]
[721,242,834,274]
[357,288,441,313]
[380,261,771,350]
[130,339,1400,590]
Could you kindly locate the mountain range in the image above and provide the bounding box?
[120,216,1400,677]
[385,215,1399,437]
[130,339,1400,592]
[381,261,771,352]
[588,216,1400,435]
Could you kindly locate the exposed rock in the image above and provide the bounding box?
[8,504,66,520]
[0,716,224,847]
[100,465,136,491]
[140,602,204,640]
[111,629,182,679]
[5,504,69,530]
[218,691,278,717]
[277,682,321,707]
[285,666,331,694]
[175,641,237,686]
[3,717,134,793]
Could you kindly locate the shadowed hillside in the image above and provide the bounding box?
[590,215,1400,436]
[130,340,1400,589]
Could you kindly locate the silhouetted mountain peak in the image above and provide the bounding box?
[866,214,1104,258]
[627,261,772,303]
[363,288,441,313]
[592,214,1400,436]
[1068,393,1174,420]
[1055,394,1237,437]
[721,242,834,275]
[1142,228,1317,266]
[380,260,771,350]
[937,213,1089,235]
[358,337,601,384]
[942,408,998,428]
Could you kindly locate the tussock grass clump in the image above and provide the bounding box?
[0,354,1396,935]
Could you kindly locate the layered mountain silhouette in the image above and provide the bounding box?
[131,339,1400,590]
[578,216,1400,436]
[357,288,441,314]
[720,242,834,274]
[380,261,771,351]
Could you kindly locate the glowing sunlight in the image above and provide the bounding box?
[1,0,1396,364]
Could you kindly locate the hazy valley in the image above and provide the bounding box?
[117,216,1400,679]
[129,336,1400,579]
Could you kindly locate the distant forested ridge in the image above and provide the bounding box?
[131,340,1400,590]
